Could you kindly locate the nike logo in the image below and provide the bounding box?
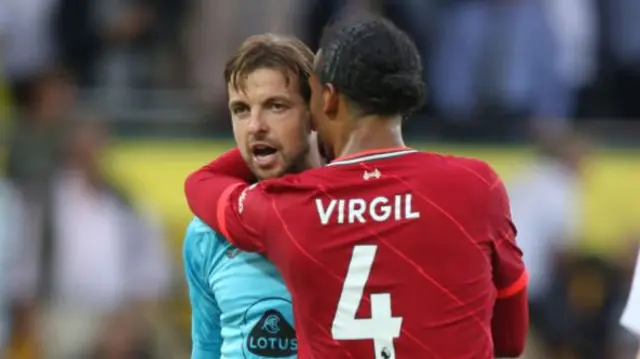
[363,168,381,180]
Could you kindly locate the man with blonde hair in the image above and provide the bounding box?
[184,33,322,358]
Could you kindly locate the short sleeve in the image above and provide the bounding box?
[183,220,222,358]
[489,178,528,299]
[621,250,640,336]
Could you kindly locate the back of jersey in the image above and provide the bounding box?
[270,149,525,359]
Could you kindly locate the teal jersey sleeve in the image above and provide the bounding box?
[184,217,297,358]
[184,219,222,359]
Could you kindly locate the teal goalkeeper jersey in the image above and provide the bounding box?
[184,217,298,359]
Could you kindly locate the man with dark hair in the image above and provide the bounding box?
[185,16,527,358]
[184,33,322,359]
[309,14,426,160]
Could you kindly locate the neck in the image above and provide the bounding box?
[335,115,405,159]
[297,132,325,171]
[305,144,324,168]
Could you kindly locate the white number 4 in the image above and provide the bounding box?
[331,245,403,359]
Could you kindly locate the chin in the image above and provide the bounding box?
[253,166,286,181]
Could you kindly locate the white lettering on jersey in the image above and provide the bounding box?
[238,183,258,214]
[315,193,420,225]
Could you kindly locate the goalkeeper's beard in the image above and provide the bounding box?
[251,141,311,181]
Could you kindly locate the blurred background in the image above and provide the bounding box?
[0,0,639,358]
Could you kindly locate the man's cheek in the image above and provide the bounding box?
[277,150,289,168]
[238,147,252,165]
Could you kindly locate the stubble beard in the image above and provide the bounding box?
[280,140,311,177]
[251,141,311,181]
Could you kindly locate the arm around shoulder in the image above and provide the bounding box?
[184,149,268,253]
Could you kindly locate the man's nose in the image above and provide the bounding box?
[247,112,269,134]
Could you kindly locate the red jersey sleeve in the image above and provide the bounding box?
[184,148,268,253]
[488,176,528,298]
[492,289,528,356]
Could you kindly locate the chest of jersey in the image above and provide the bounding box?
[252,156,504,358]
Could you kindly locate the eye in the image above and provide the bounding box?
[230,104,249,117]
[270,102,288,113]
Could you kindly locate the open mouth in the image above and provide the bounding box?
[250,143,279,168]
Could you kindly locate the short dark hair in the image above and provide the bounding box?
[316,15,426,117]
[224,34,314,102]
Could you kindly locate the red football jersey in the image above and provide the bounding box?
[186,147,527,359]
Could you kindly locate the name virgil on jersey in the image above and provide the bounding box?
[315,193,420,225]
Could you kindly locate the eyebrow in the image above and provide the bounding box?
[228,99,246,109]
[263,95,293,103]
[229,95,292,107]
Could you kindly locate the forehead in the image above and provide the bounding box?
[227,68,301,103]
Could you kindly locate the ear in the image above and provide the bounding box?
[322,83,339,118]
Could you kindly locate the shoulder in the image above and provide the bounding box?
[186,216,218,236]
[183,217,231,269]
[417,152,501,188]
[432,152,498,179]
[250,172,323,194]
[184,217,231,251]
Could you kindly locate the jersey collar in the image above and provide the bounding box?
[327,147,417,167]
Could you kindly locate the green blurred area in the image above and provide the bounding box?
[102,140,640,260]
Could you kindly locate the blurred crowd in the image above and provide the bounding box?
[1,119,172,359]
[1,0,640,138]
[0,0,640,358]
